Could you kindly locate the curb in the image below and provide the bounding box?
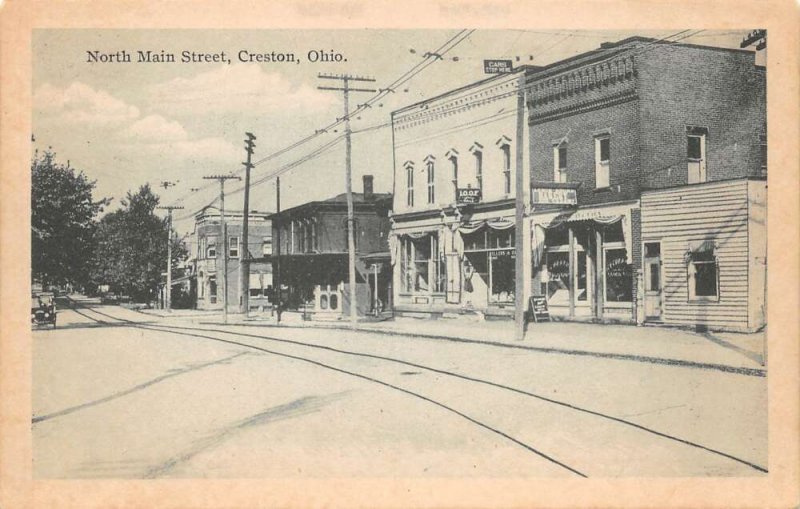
[196,319,767,377]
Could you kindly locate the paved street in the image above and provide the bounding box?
[32,299,767,478]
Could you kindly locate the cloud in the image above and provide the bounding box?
[142,136,241,164]
[147,63,336,117]
[121,114,189,142]
[34,82,140,126]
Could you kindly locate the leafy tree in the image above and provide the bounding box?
[91,184,186,302]
[32,150,109,289]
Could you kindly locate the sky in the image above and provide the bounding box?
[32,29,761,235]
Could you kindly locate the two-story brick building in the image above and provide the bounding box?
[527,36,766,330]
[270,176,392,319]
[193,207,273,312]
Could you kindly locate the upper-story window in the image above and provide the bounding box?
[446,149,458,201]
[344,218,359,251]
[687,126,708,184]
[500,142,511,195]
[425,156,435,204]
[405,161,414,207]
[553,143,567,183]
[198,237,205,259]
[759,134,767,176]
[262,237,272,256]
[207,239,217,259]
[470,143,484,192]
[594,135,610,188]
[229,236,239,258]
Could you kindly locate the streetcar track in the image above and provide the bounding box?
[60,301,587,477]
[61,301,769,474]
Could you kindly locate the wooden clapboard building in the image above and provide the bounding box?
[526,36,766,329]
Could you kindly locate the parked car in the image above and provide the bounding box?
[31,292,56,329]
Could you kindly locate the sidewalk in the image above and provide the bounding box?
[184,310,767,376]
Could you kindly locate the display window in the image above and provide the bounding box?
[400,234,445,294]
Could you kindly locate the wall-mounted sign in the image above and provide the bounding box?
[532,187,577,206]
[527,295,551,323]
[484,59,513,74]
[457,188,482,205]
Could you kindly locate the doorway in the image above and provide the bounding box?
[643,242,663,320]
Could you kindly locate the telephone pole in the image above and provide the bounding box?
[317,73,376,325]
[513,71,531,340]
[240,132,257,315]
[157,205,184,312]
[203,174,241,324]
[274,177,281,323]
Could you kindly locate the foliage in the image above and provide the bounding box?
[31,151,110,288]
[91,184,187,302]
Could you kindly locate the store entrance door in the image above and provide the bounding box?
[643,242,663,320]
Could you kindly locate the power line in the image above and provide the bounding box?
[164,30,475,209]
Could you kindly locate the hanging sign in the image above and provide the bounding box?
[532,187,577,205]
[457,188,482,205]
[484,59,514,74]
[527,295,551,323]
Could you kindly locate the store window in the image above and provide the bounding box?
[604,248,632,302]
[400,234,445,294]
[595,135,610,188]
[603,222,631,302]
[687,240,718,300]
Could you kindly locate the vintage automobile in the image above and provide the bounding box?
[31,292,57,329]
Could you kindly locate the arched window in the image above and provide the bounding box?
[424,155,436,204]
[404,161,414,207]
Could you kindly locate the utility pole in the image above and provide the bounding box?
[514,70,531,341]
[203,174,241,324]
[240,132,257,316]
[274,177,281,323]
[157,205,184,312]
[318,73,376,325]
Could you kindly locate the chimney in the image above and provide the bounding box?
[362,175,374,200]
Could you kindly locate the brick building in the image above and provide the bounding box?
[193,207,273,312]
[269,176,392,319]
[527,36,766,329]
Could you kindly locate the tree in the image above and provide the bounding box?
[91,184,187,302]
[32,150,109,289]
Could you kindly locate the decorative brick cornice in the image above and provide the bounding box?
[529,88,638,126]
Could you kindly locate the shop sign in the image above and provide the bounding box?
[532,187,577,205]
[484,59,513,74]
[457,188,482,205]
[489,248,515,259]
[527,295,551,323]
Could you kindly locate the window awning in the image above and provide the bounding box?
[458,217,515,234]
[531,202,637,264]
[688,239,715,254]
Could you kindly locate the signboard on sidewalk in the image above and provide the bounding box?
[457,188,482,205]
[528,295,551,323]
[484,59,513,74]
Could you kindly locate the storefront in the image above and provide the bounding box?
[390,206,519,318]
[531,201,637,322]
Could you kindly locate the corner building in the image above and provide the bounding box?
[527,37,766,329]
[390,67,540,318]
